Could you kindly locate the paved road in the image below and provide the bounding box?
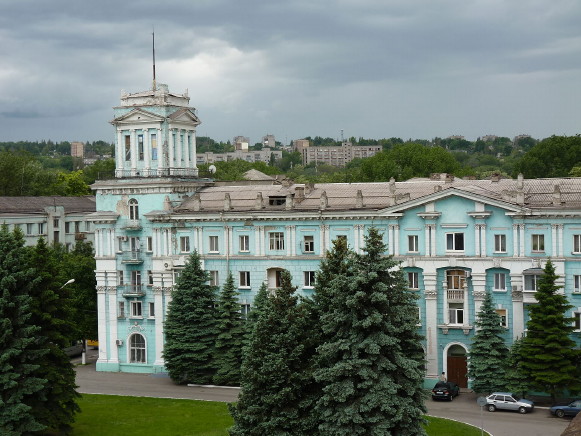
[75,353,570,436]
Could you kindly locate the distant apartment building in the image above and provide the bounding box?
[196,148,282,165]
[480,135,498,142]
[233,136,250,151]
[0,196,96,250]
[294,139,382,167]
[262,134,276,148]
[513,134,531,143]
[71,141,85,158]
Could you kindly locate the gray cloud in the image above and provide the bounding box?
[0,0,580,143]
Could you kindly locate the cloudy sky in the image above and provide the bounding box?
[1,0,580,145]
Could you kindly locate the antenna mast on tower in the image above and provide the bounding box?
[152,30,157,91]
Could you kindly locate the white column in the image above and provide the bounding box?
[424,273,439,378]
[552,224,557,257]
[481,225,486,256]
[96,286,108,364]
[286,226,292,256]
[512,291,524,339]
[425,225,431,257]
[153,287,165,367]
[156,128,164,174]
[474,225,481,257]
[107,286,119,363]
[394,225,400,256]
[168,129,175,173]
[519,224,525,257]
[166,229,172,256]
[226,226,232,257]
[191,131,198,170]
[116,129,124,175]
[143,129,150,172]
[324,225,330,254]
[512,224,519,257]
[261,226,266,256]
[255,226,261,255]
[176,130,182,168]
[559,224,564,257]
[130,129,137,175]
[184,131,191,168]
[319,225,326,255]
[430,225,436,257]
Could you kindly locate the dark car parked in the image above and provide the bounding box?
[550,400,581,418]
[431,381,460,401]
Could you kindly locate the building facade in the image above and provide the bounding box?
[92,83,581,388]
[196,148,282,166]
[296,140,383,167]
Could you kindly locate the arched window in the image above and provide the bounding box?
[129,333,146,363]
[129,199,139,220]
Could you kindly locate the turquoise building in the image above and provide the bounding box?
[91,82,581,388]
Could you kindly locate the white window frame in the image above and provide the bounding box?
[209,235,219,253]
[408,272,419,289]
[408,235,419,253]
[494,234,506,253]
[574,311,581,331]
[239,234,250,252]
[130,300,142,318]
[496,308,508,328]
[180,236,190,253]
[118,270,124,286]
[304,271,316,288]
[269,232,285,251]
[147,270,153,286]
[129,333,146,363]
[494,273,506,291]
[148,302,155,318]
[146,236,153,252]
[574,235,581,254]
[574,275,581,293]
[303,235,315,253]
[448,304,464,325]
[209,270,219,287]
[118,301,125,318]
[240,303,251,319]
[446,232,464,252]
[446,269,466,290]
[129,198,139,220]
[524,274,539,292]
[38,223,45,235]
[531,234,545,252]
[239,271,251,288]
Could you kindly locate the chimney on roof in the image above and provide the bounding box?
[255,192,264,209]
[294,185,305,203]
[285,193,293,210]
[491,172,501,182]
[553,184,562,206]
[445,174,454,183]
[356,190,364,208]
[193,193,202,211]
[224,193,232,211]
[320,191,328,210]
[516,174,525,204]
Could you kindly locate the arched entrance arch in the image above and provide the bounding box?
[443,342,468,388]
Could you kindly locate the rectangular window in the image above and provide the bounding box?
[138,134,144,160]
[118,270,124,286]
[494,273,506,291]
[146,236,153,252]
[26,223,33,235]
[532,234,545,252]
[240,303,251,320]
[180,236,190,253]
[239,271,251,287]
[85,221,91,231]
[209,235,219,253]
[151,133,158,160]
[65,222,71,233]
[239,235,250,252]
[494,234,506,252]
[149,302,155,318]
[446,232,464,251]
[408,235,419,252]
[574,275,581,293]
[38,223,45,235]
[53,218,59,228]
[408,272,419,289]
[574,312,581,331]
[449,303,464,324]
[125,135,131,161]
[446,270,466,290]
[173,270,182,283]
[118,301,125,318]
[496,309,508,327]
[75,221,81,233]
[269,232,285,250]
[130,301,142,318]
[303,235,315,253]
[304,271,316,287]
[147,270,153,286]
[524,274,539,292]
[574,235,581,254]
[209,270,219,287]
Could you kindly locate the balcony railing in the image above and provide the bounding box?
[121,284,145,297]
[121,220,142,230]
[114,168,199,178]
[121,250,143,264]
[447,289,465,302]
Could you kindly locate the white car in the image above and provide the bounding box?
[486,392,534,414]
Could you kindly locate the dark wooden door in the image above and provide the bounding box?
[447,355,468,388]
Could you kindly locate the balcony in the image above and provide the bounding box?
[447,289,465,302]
[121,284,145,298]
[121,250,143,264]
[121,220,142,230]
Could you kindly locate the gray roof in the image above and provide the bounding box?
[0,196,96,214]
[176,176,581,214]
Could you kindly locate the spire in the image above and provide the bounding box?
[152,30,157,91]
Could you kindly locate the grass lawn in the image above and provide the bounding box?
[68,394,487,436]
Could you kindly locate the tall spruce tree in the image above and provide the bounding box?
[163,251,217,384]
[505,336,528,398]
[213,272,245,386]
[519,259,581,403]
[230,270,318,435]
[0,226,47,435]
[26,239,80,433]
[314,227,426,435]
[467,291,509,394]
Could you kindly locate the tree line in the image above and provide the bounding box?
[164,229,427,435]
[0,227,97,435]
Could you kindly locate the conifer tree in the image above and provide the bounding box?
[0,226,47,435]
[314,227,426,435]
[505,336,528,398]
[230,270,317,435]
[25,238,80,433]
[519,259,581,403]
[163,251,217,384]
[213,272,245,386]
[467,291,509,394]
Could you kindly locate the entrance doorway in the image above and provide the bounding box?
[447,344,468,388]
